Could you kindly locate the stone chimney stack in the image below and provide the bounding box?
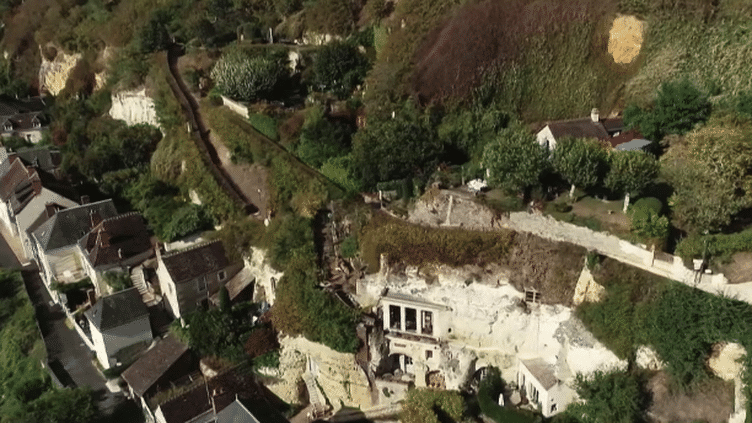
[45,203,57,219]
[80,195,90,205]
[591,108,600,123]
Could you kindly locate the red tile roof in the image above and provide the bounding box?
[79,212,152,267]
[608,128,645,148]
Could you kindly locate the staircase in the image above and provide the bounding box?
[303,372,327,417]
[130,266,159,306]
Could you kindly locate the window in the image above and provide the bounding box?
[389,305,401,330]
[405,308,417,332]
[218,270,226,281]
[197,277,207,292]
[425,350,433,360]
[421,311,433,335]
[551,404,557,413]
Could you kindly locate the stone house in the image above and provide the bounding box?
[0,152,77,261]
[535,109,624,151]
[84,287,153,369]
[77,212,153,296]
[377,292,450,384]
[517,357,572,417]
[156,240,242,319]
[0,96,47,143]
[121,334,198,423]
[32,199,119,301]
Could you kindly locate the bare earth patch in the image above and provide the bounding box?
[720,252,752,284]
[570,197,631,234]
[608,15,644,64]
[647,372,734,423]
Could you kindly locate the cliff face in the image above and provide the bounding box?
[38,50,81,95]
[108,88,160,129]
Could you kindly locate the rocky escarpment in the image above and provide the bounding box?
[38,49,81,95]
[109,88,161,129]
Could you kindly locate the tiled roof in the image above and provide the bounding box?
[85,287,149,332]
[547,118,610,141]
[0,96,46,132]
[608,128,646,148]
[521,358,558,390]
[121,334,190,398]
[0,157,41,214]
[216,399,262,423]
[15,148,61,173]
[601,117,624,134]
[33,199,118,251]
[157,381,212,423]
[79,212,152,268]
[161,241,230,284]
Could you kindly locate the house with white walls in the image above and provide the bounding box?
[517,357,573,417]
[32,199,119,301]
[77,212,153,296]
[536,109,623,151]
[84,287,153,369]
[156,240,242,319]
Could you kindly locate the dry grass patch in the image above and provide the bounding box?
[647,371,734,423]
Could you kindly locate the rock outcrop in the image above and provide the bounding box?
[109,88,160,129]
[39,50,81,95]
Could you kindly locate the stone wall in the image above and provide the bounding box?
[409,190,752,305]
[220,96,249,119]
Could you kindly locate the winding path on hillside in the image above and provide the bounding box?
[165,44,260,216]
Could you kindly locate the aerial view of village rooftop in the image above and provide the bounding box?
[1,0,752,422]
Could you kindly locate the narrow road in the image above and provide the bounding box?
[22,269,141,422]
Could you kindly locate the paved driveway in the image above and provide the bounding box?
[22,269,143,422]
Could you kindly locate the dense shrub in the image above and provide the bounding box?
[172,302,261,362]
[400,388,464,423]
[360,214,513,272]
[211,49,285,102]
[296,106,353,168]
[271,257,360,353]
[675,228,752,262]
[631,197,663,216]
[563,370,649,423]
[103,271,133,293]
[482,123,548,195]
[624,78,711,142]
[312,41,370,98]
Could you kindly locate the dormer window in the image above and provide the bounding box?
[218,270,226,281]
[32,119,41,128]
[197,277,207,292]
[3,122,11,132]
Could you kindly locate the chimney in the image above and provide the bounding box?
[89,210,102,228]
[45,203,57,219]
[118,248,122,259]
[87,289,96,305]
[591,108,600,123]
[80,195,90,205]
[31,175,42,196]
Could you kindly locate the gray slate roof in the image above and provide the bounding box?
[85,287,149,332]
[121,334,190,398]
[216,399,262,423]
[161,240,230,284]
[33,199,118,251]
[615,138,653,152]
[521,358,558,390]
[15,148,61,173]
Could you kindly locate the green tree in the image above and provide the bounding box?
[210,49,285,101]
[103,271,132,293]
[138,13,171,53]
[604,151,659,212]
[482,124,547,195]
[296,106,353,168]
[218,286,231,312]
[552,137,609,198]
[313,41,370,98]
[25,387,96,423]
[351,102,443,189]
[624,78,711,142]
[564,371,647,423]
[400,388,464,423]
[664,119,752,233]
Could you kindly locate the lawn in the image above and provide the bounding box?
[476,189,525,213]
[544,195,631,236]
[248,114,279,141]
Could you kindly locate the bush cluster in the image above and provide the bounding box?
[360,214,513,272]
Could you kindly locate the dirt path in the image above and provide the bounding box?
[194,95,271,219]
